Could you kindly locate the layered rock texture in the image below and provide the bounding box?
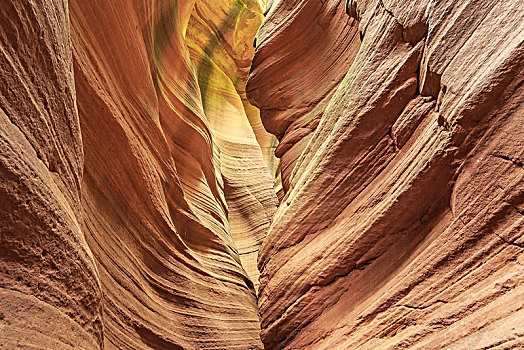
[1,0,275,348]
[1,0,523,349]
[248,0,524,348]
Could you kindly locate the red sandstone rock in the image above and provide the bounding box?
[248,0,524,348]
[1,0,523,348]
[186,0,278,291]
[1,0,273,348]
[0,1,103,347]
[247,0,361,193]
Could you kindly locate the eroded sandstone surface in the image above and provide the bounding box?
[248,0,524,348]
[1,0,274,348]
[1,0,523,349]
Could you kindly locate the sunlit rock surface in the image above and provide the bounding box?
[186,0,278,291]
[1,0,523,348]
[247,0,361,194]
[1,0,274,348]
[248,0,524,348]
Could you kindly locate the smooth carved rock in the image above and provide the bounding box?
[1,0,274,348]
[248,0,524,348]
[186,0,278,291]
[1,0,523,348]
[247,0,361,193]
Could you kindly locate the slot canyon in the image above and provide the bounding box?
[0,0,523,348]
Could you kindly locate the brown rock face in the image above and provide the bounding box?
[1,0,273,348]
[247,0,361,193]
[1,0,523,349]
[0,1,102,347]
[247,0,524,348]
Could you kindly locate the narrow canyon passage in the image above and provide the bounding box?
[1,0,523,350]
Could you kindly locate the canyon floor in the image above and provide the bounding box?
[1,0,523,349]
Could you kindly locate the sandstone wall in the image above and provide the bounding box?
[248,0,524,348]
[1,0,275,348]
[1,0,523,348]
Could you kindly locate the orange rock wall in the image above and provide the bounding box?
[1,0,523,349]
[248,0,524,348]
[1,0,274,348]
[186,0,278,291]
[247,0,361,193]
[0,1,103,347]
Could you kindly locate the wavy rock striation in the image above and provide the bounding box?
[247,0,361,194]
[0,1,102,348]
[1,0,523,349]
[248,0,524,348]
[1,0,275,349]
[186,0,278,291]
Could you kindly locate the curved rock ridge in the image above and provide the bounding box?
[186,0,278,291]
[1,0,275,349]
[2,0,524,348]
[247,0,361,193]
[248,0,524,348]
[0,1,103,347]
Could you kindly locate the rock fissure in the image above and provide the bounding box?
[399,299,449,310]
[490,153,524,169]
